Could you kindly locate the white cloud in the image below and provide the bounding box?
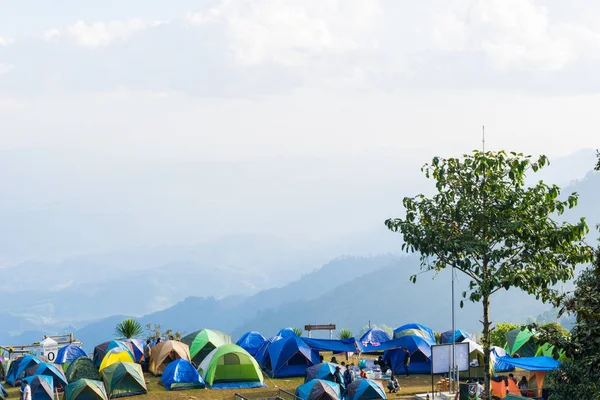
[66,19,152,47]
[0,63,14,75]
[0,36,14,46]
[43,28,60,42]
[187,0,382,66]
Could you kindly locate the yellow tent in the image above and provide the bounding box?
[149,340,191,376]
[99,348,135,371]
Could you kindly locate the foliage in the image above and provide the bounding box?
[434,332,442,344]
[337,329,353,340]
[292,327,303,337]
[385,150,592,399]
[114,318,144,339]
[145,323,183,341]
[490,322,521,347]
[547,359,599,399]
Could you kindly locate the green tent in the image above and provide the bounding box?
[197,344,264,389]
[65,379,108,400]
[535,342,555,358]
[182,329,231,365]
[101,362,147,398]
[506,328,537,357]
[66,357,100,383]
[0,360,11,381]
[505,394,528,399]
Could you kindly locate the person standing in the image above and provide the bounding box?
[343,364,354,387]
[333,366,346,393]
[403,348,411,377]
[22,381,31,400]
[143,339,151,372]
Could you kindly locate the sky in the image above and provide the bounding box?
[1,0,600,162]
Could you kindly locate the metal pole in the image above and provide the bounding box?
[451,265,456,393]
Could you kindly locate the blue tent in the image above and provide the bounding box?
[384,336,433,375]
[304,362,338,383]
[1,381,7,397]
[393,324,436,345]
[497,356,560,371]
[277,328,298,338]
[359,328,391,347]
[21,375,53,400]
[262,336,320,378]
[302,338,357,353]
[347,379,387,400]
[122,339,144,362]
[236,332,266,356]
[254,336,281,366]
[56,345,87,365]
[25,363,68,391]
[295,379,341,400]
[6,355,42,386]
[440,330,470,344]
[160,359,205,391]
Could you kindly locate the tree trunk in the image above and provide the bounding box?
[482,294,492,400]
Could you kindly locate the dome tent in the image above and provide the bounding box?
[101,362,147,398]
[122,340,144,362]
[295,379,340,400]
[160,359,205,391]
[6,355,43,386]
[182,329,231,366]
[24,363,68,391]
[236,332,266,356]
[440,330,471,344]
[261,336,320,378]
[149,341,191,376]
[21,375,53,400]
[99,348,135,371]
[93,341,130,368]
[506,328,537,358]
[359,328,391,347]
[276,328,298,338]
[198,344,265,389]
[65,379,108,400]
[346,379,387,400]
[56,345,87,365]
[384,335,433,375]
[0,382,7,399]
[393,324,436,345]
[304,362,339,383]
[66,357,100,383]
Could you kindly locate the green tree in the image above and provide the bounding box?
[490,322,521,347]
[385,150,591,399]
[292,327,303,337]
[145,323,184,341]
[114,318,144,339]
[337,329,353,340]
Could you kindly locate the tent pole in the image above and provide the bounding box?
[451,264,456,394]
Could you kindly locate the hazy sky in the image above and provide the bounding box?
[1,0,599,162]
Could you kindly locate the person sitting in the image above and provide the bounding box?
[518,376,528,396]
[508,373,517,385]
[387,374,400,393]
[359,367,367,379]
[331,356,338,364]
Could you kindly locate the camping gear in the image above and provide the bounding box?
[0,360,11,381]
[359,328,391,347]
[254,336,281,366]
[236,332,266,356]
[56,345,87,365]
[393,323,436,345]
[5,355,42,387]
[21,375,53,400]
[93,341,131,368]
[260,335,320,378]
[182,329,231,366]
[384,335,433,374]
[24,363,68,391]
[197,344,265,389]
[304,362,339,383]
[99,348,135,371]
[276,328,298,338]
[0,381,7,398]
[440,330,471,344]
[122,340,144,362]
[66,357,100,383]
[101,362,147,398]
[160,359,205,391]
[505,328,536,357]
[346,379,387,400]
[65,379,108,400]
[295,379,341,400]
[148,340,191,376]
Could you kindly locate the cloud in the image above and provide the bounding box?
[0,37,14,46]
[0,63,14,75]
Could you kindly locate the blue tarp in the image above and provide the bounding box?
[357,337,405,353]
[263,336,320,378]
[440,330,470,344]
[160,359,205,390]
[359,328,391,347]
[236,332,266,356]
[302,338,357,353]
[497,356,560,371]
[295,379,341,400]
[347,379,386,400]
[384,336,433,375]
[210,381,266,390]
[492,348,514,372]
[393,324,436,345]
[56,344,87,364]
[276,328,298,338]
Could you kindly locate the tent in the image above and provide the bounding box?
[359,328,391,347]
[6,355,42,386]
[236,332,266,356]
[93,341,131,368]
[384,335,433,375]
[346,379,387,400]
[440,330,471,344]
[295,379,340,400]
[497,356,559,398]
[149,340,191,376]
[197,344,265,389]
[160,359,205,391]
[65,379,108,400]
[1,360,12,381]
[24,363,68,391]
[304,363,339,383]
[122,340,144,362]
[101,362,147,398]
[21,375,53,400]
[0,381,7,398]
[276,328,298,338]
[56,345,87,365]
[505,328,536,357]
[182,330,231,366]
[393,324,436,345]
[99,348,135,372]
[254,336,281,367]
[261,336,320,378]
[66,357,100,383]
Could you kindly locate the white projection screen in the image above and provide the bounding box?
[431,343,470,374]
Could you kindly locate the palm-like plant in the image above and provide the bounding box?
[337,329,353,340]
[292,327,303,337]
[115,318,144,339]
